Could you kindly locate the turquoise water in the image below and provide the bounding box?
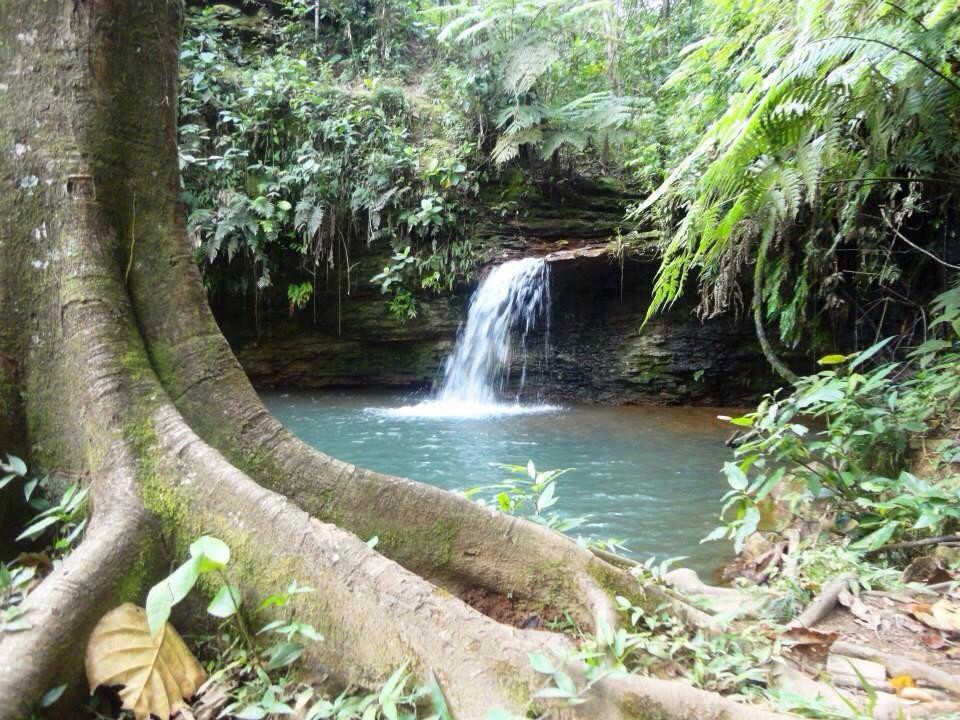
[262,390,737,576]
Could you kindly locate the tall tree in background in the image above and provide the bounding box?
[0,2,781,719]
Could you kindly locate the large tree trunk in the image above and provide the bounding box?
[0,3,788,719]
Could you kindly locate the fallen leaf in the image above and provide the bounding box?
[781,626,840,647]
[905,599,960,633]
[838,589,880,630]
[85,603,206,720]
[903,556,943,584]
[900,687,941,702]
[781,626,838,663]
[920,630,947,649]
[192,677,234,720]
[889,675,915,695]
[15,552,53,572]
[894,613,925,633]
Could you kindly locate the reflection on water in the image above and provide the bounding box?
[263,389,738,577]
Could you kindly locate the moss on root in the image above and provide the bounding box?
[618,695,671,720]
[373,517,460,569]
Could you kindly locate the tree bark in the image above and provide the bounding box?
[753,233,799,385]
[0,3,790,719]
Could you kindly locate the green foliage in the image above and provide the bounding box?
[606,593,771,695]
[462,460,585,533]
[147,537,451,720]
[146,535,240,638]
[435,0,703,183]
[179,4,481,320]
[0,561,35,634]
[710,286,960,552]
[761,544,902,623]
[287,281,314,314]
[506,556,771,717]
[636,0,960,350]
[1,456,87,634]
[15,481,88,551]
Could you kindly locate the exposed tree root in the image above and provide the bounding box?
[831,641,960,697]
[0,492,149,716]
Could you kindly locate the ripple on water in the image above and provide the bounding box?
[263,389,738,577]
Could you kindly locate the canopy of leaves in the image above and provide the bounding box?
[634,0,960,350]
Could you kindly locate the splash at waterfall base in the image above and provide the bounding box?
[385,257,563,418]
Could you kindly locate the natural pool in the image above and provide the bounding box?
[262,389,738,577]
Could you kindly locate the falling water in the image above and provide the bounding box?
[383,257,558,418]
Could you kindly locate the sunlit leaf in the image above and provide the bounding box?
[207,584,240,618]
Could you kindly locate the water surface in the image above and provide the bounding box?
[263,389,736,576]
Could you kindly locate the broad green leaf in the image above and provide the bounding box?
[379,661,410,704]
[265,642,304,671]
[723,462,748,491]
[849,337,895,370]
[234,705,268,720]
[15,514,60,541]
[850,522,898,551]
[40,684,66,708]
[427,671,453,720]
[5,454,27,476]
[701,525,729,543]
[817,354,850,365]
[189,535,230,571]
[207,584,239,618]
[528,652,555,674]
[733,506,761,552]
[552,671,578,697]
[146,556,201,637]
[536,482,557,512]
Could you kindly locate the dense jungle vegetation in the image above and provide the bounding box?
[180,0,958,358]
[2,0,960,719]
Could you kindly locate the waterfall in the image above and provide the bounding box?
[385,257,558,418]
[438,257,551,404]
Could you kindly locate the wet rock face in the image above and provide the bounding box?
[536,255,776,405]
[216,178,775,404]
[217,249,775,405]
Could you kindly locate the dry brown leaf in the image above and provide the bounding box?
[899,687,942,703]
[781,626,838,664]
[894,613,925,633]
[838,589,880,630]
[920,630,947,649]
[85,603,206,720]
[905,599,960,634]
[781,626,839,647]
[192,677,234,720]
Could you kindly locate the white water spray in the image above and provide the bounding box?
[383,257,558,418]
